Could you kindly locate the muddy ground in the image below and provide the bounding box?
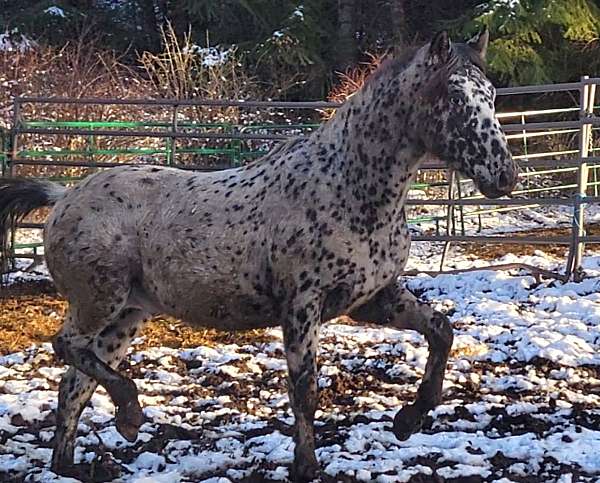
[1,229,599,482]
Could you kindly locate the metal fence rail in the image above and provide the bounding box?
[2,77,600,279]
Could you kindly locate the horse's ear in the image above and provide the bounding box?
[428,30,451,65]
[467,26,489,59]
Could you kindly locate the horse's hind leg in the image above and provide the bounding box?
[282,298,321,482]
[349,281,453,440]
[52,368,97,473]
[52,307,148,474]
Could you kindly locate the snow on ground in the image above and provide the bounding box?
[3,214,600,481]
[407,199,600,237]
[44,6,66,17]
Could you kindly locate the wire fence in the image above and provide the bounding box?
[2,77,599,280]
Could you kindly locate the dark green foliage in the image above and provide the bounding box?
[460,0,600,85]
[172,1,336,97]
[0,0,156,52]
[1,0,600,95]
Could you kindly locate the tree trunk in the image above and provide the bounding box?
[136,0,162,50]
[165,0,190,37]
[336,0,356,70]
[390,0,407,53]
[153,0,168,28]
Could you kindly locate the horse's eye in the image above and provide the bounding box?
[450,97,463,106]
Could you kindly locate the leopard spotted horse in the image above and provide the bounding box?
[0,29,517,481]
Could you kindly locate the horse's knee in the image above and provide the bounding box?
[57,367,76,397]
[52,315,92,365]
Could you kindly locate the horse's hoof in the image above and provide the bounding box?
[392,404,425,441]
[115,399,144,442]
[291,458,319,482]
[50,463,84,479]
[51,442,74,476]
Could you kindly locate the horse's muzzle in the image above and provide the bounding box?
[478,162,519,199]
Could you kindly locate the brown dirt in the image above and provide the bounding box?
[0,281,274,356]
[462,226,569,260]
[457,223,600,260]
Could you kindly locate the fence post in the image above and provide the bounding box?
[231,125,243,167]
[569,76,595,278]
[456,175,466,236]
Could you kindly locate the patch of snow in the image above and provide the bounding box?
[292,6,304,20]
[0,29,37,53]
[182,45,230,67]
[44,6,66,17]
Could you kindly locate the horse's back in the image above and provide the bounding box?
[43,166,203,322]
[45,165,192,257]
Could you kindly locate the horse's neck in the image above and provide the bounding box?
[315,62,427,221]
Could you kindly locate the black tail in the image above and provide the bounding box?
[0,177,66,274]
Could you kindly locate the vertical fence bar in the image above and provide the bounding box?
[170,104,178,166]
[10,98,20,179]
[231,125,242,167]
[521,113,531,193]
[439,170,456,271]
[590,83,598,202]
[0,128,6,178]
[6,99,21,271]
[456,176,466,236]
[569,77,594,278]
[88,130,96,166]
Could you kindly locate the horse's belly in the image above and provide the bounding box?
[177,292,280,331]
[144,272,279,331]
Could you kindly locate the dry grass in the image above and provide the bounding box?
[0,293,63,353]
[2,26,266,179]
[0,36,145,127]
[140,22,255,104]
[450,342,489,359]
[1,36,162,180]
[327,53,385,106]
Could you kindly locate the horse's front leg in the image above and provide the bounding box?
[349,281,454,440]
[282,298,321,482]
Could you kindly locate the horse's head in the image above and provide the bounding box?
[417,28,518,198]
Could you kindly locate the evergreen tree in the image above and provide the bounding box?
[2,1,600,95]
[460,0,600,85]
